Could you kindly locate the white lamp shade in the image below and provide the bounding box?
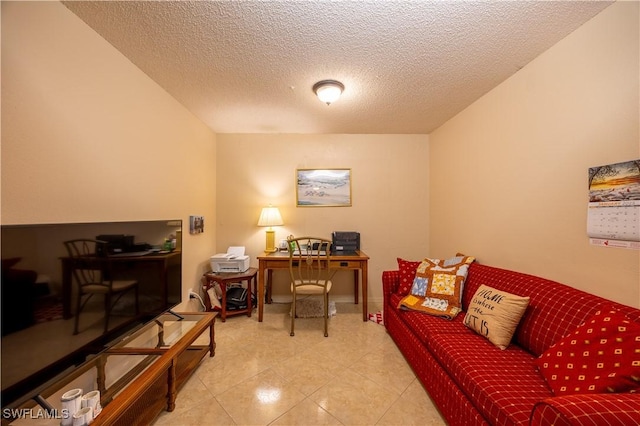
[257,206,283,227]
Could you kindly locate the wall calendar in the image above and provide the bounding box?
[587,159,640,249]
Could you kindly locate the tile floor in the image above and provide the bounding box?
[154,301,446,425]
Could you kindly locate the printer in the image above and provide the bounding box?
[332,231,360,252]
[210,246,250,273]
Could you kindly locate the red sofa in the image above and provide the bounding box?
[382,262,640,426]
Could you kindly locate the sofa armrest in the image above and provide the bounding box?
[530,393,640,426]
[382,270,400,300]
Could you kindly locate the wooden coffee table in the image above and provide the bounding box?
[8,312,216,426]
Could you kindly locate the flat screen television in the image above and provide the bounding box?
[0,220,183,407]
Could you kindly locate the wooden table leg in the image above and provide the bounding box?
[167,359,177,411]
[258,262,265,322]
[219,281,227,322]
[246,276,253,318]
[209,316,216,357]
[97,356,106,396]
[353,270,359,304]
[362,263,368,322]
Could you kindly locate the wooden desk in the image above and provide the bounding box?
[257,250,369,322]
[60,251,181,319]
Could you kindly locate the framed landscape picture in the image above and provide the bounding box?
[296,168,352,207]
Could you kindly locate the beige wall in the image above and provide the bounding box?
[429,2,640,307]
[216,134,429,302]
[1,2,217,306]
[3,1,637,311]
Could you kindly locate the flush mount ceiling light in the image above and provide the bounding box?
[312,80,345,105]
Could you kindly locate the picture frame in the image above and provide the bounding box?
[296,168,352,207]
[189,215,204,234]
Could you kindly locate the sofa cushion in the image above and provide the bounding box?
[462,263,640,357]
[534,307,640,396]
[464,284,530,350]
[398,255,474,319]
[427,332,552,425]
[396,258,421,296]
[531,393,640,426]
[391,292,470,343]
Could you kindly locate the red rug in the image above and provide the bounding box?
[34,298,63,323]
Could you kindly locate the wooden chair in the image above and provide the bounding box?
[287,236,333,337]
[64,239,139,335]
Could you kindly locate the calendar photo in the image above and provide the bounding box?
[587,159,640,246]
[588,159,640,203]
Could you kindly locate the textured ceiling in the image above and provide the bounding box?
[63,1,611,134]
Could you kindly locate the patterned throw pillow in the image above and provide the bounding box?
[464,284,530,350]
[397,258,421,296]
[534,307,640,396]
[398,255,475,319]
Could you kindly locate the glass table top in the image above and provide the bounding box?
[110,313,207,350]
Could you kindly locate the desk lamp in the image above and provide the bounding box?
[257,205,283,253]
